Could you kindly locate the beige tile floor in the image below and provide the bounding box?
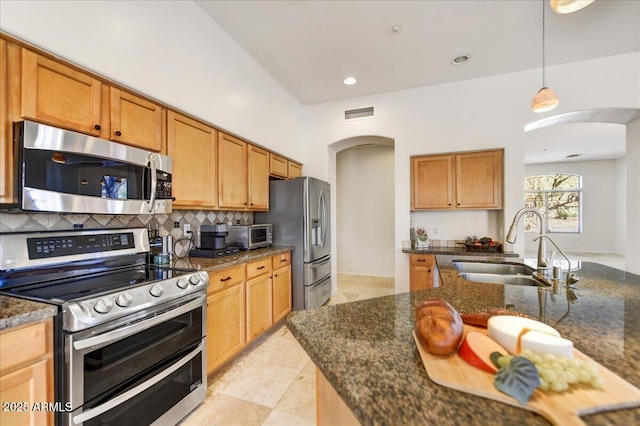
[181,273,394,426]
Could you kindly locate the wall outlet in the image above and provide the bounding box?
[432,227,438,235]
[173,221,180,229]
[349,261,354,270]
[183,224,191,237]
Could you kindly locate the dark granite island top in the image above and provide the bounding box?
[286,256,640,425]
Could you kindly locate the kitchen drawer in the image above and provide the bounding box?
[208,265,245,294]
[0,320,52,375]
[410,254,435,267]
[246,258,272,280]
[272,252,291,270]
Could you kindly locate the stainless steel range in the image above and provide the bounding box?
[0,228,208,425]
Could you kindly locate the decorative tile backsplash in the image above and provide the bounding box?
[0,210,253,239]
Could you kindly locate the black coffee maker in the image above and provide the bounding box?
[200,224,228,250]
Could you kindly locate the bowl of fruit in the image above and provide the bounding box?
[462,236,502,253]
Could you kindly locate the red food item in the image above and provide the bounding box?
[461,309,535,328]
[458,331,507,373]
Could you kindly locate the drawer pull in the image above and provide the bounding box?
[220,276,232,282]
[257,266,265,270]
[417,259,426,262]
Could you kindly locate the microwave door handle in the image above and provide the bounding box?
[147,154,157,213]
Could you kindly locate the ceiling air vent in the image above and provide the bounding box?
[344,106,374,121]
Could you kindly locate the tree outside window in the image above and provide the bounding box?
[524,174,582,233]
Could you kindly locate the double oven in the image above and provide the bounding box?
[0,228,208,425]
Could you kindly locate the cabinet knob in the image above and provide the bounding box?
[94,124,101,131]
[115,130,122,136]
[250,203,254,206]
[448,203,451,206]
[428,269,432,273]
[457,203,460,206]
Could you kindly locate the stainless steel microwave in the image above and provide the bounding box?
[13,120,173,214]
[227,224,272,250]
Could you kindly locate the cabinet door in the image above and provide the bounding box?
[167,111,217,208]
[247,145,269,210]
[218,132,247,209]
[21,49,102,136]
[456,150,503,209]
[272,264,292,323]
[0,359,53,426]
[0,39,17,204]
[206,283,246,374]
[410,254,435,291]
[411,155,455,209]
[246,274,273,342]
[269,153,288,178]
[110,88,162,152]
[288,161,302,179]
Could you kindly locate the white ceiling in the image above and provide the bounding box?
[196,0,639,164]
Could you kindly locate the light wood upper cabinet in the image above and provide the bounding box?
[0,320,54,426]
[0,38,17,205]
[110,88,163,152]
[269,153,288,178]
[411,149,503,210]
[21,49,102,136]
[218,132,248,209]
[455,150,503,209]
[411,155,455,209]
[248,145,269,210]
[167,111,217,208]
[288,161,302,179]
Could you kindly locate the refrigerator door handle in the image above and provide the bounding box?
[319,190,326,247]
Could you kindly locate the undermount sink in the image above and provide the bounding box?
[458,272,545,287]
[452,261,535,275]
[453,261,547,286]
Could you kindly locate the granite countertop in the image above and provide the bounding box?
[403,246,519,257]
[177,245,293,272]
[286,256,640,425]
[0,295,58,331]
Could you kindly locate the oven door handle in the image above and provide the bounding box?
[73,294,205,352]
[71,341,203,424]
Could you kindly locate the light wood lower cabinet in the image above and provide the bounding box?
[206,251,292,375]
[0,319,54,426]
[272,252,292,323]
[409,254,437,291]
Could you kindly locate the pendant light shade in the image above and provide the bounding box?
[550,0,596,14]
[531,87,559,112]
[531,1,559,113]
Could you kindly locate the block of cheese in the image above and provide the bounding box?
[487,315,573,358]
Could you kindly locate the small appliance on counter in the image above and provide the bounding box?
[226,224,272,251]
[189,224,240,258]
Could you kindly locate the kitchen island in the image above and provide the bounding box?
[286,256,640,425]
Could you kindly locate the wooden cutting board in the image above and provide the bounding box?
[413,325,640,425]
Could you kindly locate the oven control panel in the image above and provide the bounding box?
[27,232,136,259]
[63,271,209,332]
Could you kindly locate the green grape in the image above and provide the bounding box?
[497,355,513,368]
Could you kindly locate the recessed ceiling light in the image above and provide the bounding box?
[391,25,401,33]
[451,54,471,65]
[343,76,357,86]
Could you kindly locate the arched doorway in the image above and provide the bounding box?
[328,135,396,302]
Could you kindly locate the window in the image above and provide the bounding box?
[523,174,582,233]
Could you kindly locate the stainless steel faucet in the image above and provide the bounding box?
[533,235,580,286]
[506,208,549,270]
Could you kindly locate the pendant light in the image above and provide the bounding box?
[531,0,559,113]
[550,0,596,14]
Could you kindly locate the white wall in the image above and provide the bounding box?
[302,52,640,292]
[0,0,304,161]
[524,160,623,253]
[614,158,626,255]
[626,118,640,273]
[336,144,394,277]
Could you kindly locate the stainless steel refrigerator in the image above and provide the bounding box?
[255,177,331,310]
